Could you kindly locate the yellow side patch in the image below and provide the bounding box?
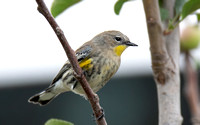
[79,58,93,69]
[114,45,127,56]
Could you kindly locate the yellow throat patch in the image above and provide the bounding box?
[114,45,127,56]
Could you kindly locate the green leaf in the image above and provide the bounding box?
[175,0,187,15]
[160,7,169,21]
[114,0,130,15]
[181,0,200,20]
[51,0,82,18]
[45,119,74,125]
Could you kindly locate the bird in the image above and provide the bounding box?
[28,30,138,106]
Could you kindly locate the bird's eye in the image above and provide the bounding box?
[114,36,122,42]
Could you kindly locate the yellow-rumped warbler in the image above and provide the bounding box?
[28,30,137,106]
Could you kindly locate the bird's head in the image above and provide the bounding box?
[92,30,138,56]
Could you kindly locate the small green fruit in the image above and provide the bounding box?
[180,26,200,51]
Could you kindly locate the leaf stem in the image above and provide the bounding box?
[163,14,180,35]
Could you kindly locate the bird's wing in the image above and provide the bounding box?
[51,44,93,85]
[76,44,93,62]
[51,62,71,85]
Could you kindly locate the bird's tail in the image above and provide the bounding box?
[28,85,59,106]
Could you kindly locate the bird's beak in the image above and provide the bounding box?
[124,41,138,46]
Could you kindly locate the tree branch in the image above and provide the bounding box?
[35,0,107,125]
[142,0,169,85]
[143,0,183,124]
[184,52,200,125]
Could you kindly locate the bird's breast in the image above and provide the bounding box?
[83,55,120,92]
[69,54,121,95]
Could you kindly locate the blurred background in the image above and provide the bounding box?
[0,0,200,125]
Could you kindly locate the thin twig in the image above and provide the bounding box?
[184,51,200,125]
[35,0,107,125]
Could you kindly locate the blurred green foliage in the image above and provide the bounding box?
[45,119,74,125]
[181,0,200,21]
[51,0,81,18]
[114,0,131,15]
